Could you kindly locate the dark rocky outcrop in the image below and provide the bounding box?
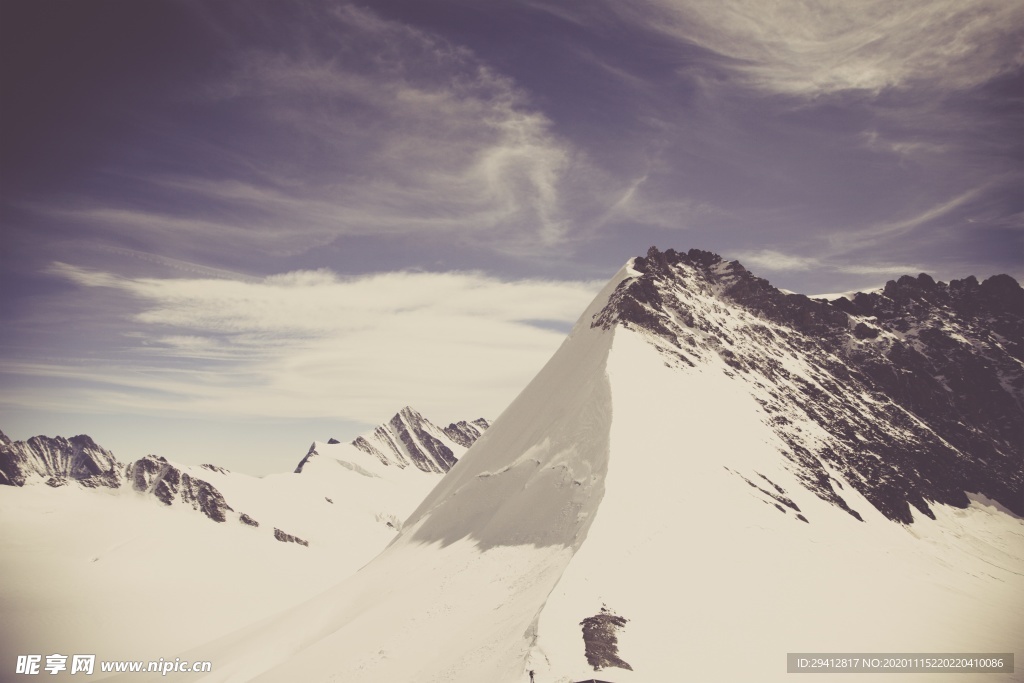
[349,407,488,473]
[273,528,309,546]
[293,443,320,474]
[0,433,122,488]
[580,607,632,672]
[127,455,234,523]
[442,418,491,449]
[0,431,244,525]
[298,409,488,475]
[391,409,457,473]
[596,246,1023,523]
[353,407,454,472]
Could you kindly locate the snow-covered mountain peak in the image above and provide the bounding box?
[345,405,489,474]
[585,246,1024,524]
[0,432,122,488]
[595,246,849,337]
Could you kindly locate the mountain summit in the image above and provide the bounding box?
[598,247,1022,522]
[296,405,489,475]
[121,247,1024,683]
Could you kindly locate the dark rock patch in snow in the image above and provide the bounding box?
[390,408,457,473]
[726,467,807,521]
[127,455,234,523]
[443,418,491,449]
[580,607,632,672]
[293,443,318,473]
[273,528,309,546]
[345,408,488,473]
[599,246,1023,524]
[0,433,122,488]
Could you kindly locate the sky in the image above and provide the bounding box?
[1,0,1022,474]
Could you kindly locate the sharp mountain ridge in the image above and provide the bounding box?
[0,406,489,528]
[598,246,1023,523]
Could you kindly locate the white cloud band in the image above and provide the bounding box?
[7,264,602,425]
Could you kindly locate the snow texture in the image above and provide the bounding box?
[0,409,487,677]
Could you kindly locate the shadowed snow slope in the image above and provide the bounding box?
[127,248,1022,683]
[123,265,630,683]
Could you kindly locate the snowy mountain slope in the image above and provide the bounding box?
[0,482,348,676]
[529,326,1023,682]
[116,264,632,683]
[0,408,487,679]
[151,247,1022,683]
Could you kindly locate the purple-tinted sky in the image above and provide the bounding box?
[2,0,1022,472]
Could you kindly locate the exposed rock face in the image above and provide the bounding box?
[355,407,458,473]
[298,407,490,474]
[0,433,242,524]
[442,418,491,449]
[580,608,632,672]
[127,455,234,523]
[598,247,1023,523]
[273,528,309,546]
[293,443,319,474]
[0,433,122,488]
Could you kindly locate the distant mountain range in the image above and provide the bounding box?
[1,406,489,529]
[0,407,488,671]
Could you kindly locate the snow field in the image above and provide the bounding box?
[532,327,1024,682]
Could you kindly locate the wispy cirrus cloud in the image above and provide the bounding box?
[0,263,602,424]
[829,185,998,250]
[27,2,592,260]
[604,0,1024,95]
[734,249,925,279]
[2,3,597,275]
